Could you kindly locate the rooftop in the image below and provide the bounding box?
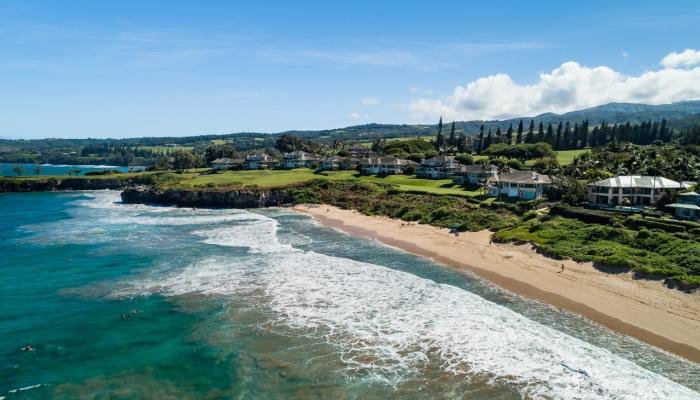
[591,175,681,189]
[495,170,553,184]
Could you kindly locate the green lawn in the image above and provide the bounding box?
[174,169,321,188]
[324,171,482,196]
[477,149,587,166]
[171,168,483,196]
[554,149,589,165]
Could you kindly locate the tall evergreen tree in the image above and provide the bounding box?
[659,118,669,141]
[457,133,467,153]
[477,124,485,153]
[573,123,580,149]
[448,121,457,150]
[506,124,514,144]
[526,120,535,143]
[579,120,589,148]
[435,117,445,152]
[555,122,563,150]
[495,127,502,143]
[537,121,545,143]
[485,129,493,149]
[517,119,524,144]
[545,123,554,146]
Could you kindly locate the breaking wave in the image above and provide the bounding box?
[109,201,700,400]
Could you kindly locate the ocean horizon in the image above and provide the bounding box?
[1,190,699,399]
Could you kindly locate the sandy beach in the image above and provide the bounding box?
[293,204,700,363]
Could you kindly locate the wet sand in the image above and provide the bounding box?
[293,204,700,363]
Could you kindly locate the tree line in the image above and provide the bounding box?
[469,118,678,153]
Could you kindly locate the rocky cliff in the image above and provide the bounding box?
[120,186,295,208]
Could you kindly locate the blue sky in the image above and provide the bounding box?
[1,1,700,139]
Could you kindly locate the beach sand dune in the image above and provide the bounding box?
[293,204,700,363]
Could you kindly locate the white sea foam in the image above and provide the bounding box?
[192,217,294,253]
[62,192,698,398]
[76,191,262,226]
[8,383,43,393]
[119,215,700,400]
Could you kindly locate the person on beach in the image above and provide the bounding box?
[559,264,565,273]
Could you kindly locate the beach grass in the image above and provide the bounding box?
[493,215,700,285]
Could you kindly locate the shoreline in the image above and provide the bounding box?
[293,204,700,364]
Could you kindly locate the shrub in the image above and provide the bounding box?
[522,210,538,220]
[455,154,473,165]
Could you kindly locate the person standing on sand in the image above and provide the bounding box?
[559,264,565,273]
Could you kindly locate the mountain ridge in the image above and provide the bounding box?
[2,100,700,148]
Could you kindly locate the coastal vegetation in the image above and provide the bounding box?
[290,180,519,232]
[291,179,700,286]
[493,211,700,286]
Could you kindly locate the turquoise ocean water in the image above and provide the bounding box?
[0,190,699,399]
[0,163,143,177]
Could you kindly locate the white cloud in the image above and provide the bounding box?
[660,49,700,69]
[360,96,380,106]
[409,50,700,122]
[347,111,370,120]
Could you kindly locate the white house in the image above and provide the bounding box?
[319,156,358,171]
[243,152,276,170]
[282,151,318,169]
[452,164,499,186]
[588,175,682,206]
[666,191,700,220]
[360,157,413,175]
[416,155,460,179]
[211,158,242,170]
[487,170,553,200]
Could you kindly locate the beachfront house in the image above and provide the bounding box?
[415,155,460,179]
[211,158,243,170]
[486,170,553,200]
[243,152,276,170]
[588,175,682,206]
[452,164,499,186]
[360,157,413,175]
[319,156,358,171]
[282,151,319,169]
[666,191,700,220]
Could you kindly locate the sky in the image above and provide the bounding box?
[1,1,700,139]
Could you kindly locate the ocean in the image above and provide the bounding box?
[0,190,698,399]
[0,163,143,177]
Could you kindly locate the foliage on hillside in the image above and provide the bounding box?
[493,214,700,285]
[291,180,519,232]
[563,142,698,182]
[482,142,555,162]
